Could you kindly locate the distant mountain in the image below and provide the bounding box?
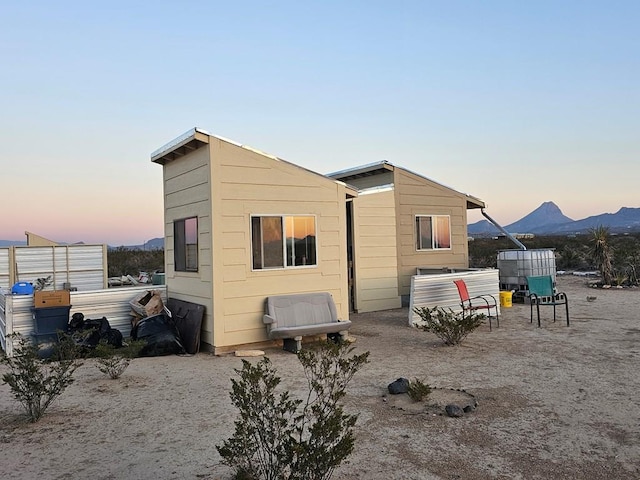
[549,207,640,234]
[469,203,640,236]
[0,238,164,249]
[505,201,573,234]
[467,220,498,235]
[0,240,27,247]
[109,237,164,250]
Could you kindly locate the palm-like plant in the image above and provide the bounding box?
[589,225,613,285]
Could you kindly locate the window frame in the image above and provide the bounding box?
[415,214,452,251]
[174,216,199,272]
[251,214,318,271]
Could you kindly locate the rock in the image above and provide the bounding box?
[234,350,265,357]
[445,404,465,417]
[388,377,410,394]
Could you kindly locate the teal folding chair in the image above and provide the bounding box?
[526,275,569,327]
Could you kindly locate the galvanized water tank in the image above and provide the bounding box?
[497,249,557,294]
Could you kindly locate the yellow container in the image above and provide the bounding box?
[499,291,513,308]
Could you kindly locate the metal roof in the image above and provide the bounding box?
[328,160,485,210]
[150,128,358,198]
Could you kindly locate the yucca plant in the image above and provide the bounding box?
[589,225,614,285]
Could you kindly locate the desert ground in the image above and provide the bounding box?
[1,275,639,480]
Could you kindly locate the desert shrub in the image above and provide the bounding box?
[93,339,145,379]
[413,306,484,346]
[107,246,164,278]
[217,341,370,480]
[1,333,81,422]
[468,233,640,280]
[407,378,432,402]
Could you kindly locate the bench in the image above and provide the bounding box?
[263,292,352,353]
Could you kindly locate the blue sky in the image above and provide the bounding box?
[2,1,638,245]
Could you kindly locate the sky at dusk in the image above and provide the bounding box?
[2,1,638,246]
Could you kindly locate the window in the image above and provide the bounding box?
[174,217,198,271]
[252,215,317,269]
[416,215,451,250]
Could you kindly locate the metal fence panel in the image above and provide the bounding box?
[0,286,167,357]
[408,269,500,325]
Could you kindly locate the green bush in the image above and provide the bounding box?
[217,341,369,480]
[93,339,145,379]
[407,378,432,402]
[1,333,81,422]
[413,306,484,346]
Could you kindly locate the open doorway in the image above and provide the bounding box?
[346,199,356,312]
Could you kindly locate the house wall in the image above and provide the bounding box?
[209,138,350,351]
[351,189,401,312]
[395,168,470,296]
[162,145,215,346]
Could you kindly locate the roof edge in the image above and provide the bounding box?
[151,127,211,163]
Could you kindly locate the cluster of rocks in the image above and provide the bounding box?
[387,377,477,418]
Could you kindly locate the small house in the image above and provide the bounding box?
[328,161,486,313]
[151,128,356,354]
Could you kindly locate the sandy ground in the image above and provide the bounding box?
[1,275,639,480]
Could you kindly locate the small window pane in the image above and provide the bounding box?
[416,215,450,251]
[174,217,198,272]
[185,217,198,270]
[253,216,281,270]
[286,216,316,266]
[416,216,433,250]
[434,216,451,249]
[252,215,316,270]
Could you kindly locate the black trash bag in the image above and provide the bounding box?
[67,313,123,348]
[131,313,186,357]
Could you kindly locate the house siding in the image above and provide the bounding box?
[162,145,215,346]
[209,138,349,351]
[351,189,401,312]
[395,168,470,296]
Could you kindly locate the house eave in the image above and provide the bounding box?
[151,128,210,165]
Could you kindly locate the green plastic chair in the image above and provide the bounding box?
[526,275,569,327]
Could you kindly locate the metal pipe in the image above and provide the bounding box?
[480,208,527,250]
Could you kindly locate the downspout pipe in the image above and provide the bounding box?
[481,208,527,250]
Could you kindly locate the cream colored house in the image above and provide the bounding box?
[328,161,485,313]
[151,128,356,354]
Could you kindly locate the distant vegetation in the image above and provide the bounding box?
[107,247,164,278]
[469,231,640,286]
[106,231,640,286]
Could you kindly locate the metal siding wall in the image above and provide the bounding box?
[0,292,9,353]
[0,248,10,289]
[0,286,167,357]
[408,269,500,325]
[12,245,106,290]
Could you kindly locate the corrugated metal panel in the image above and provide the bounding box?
[13,245,105,290]
[68,272,105,291]
[68,286,168,339]
[0,292,8,352]
[0,248,10,289]
[408,269,500,325]
[0,286,167,357]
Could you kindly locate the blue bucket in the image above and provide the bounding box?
[12,282,34,295]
